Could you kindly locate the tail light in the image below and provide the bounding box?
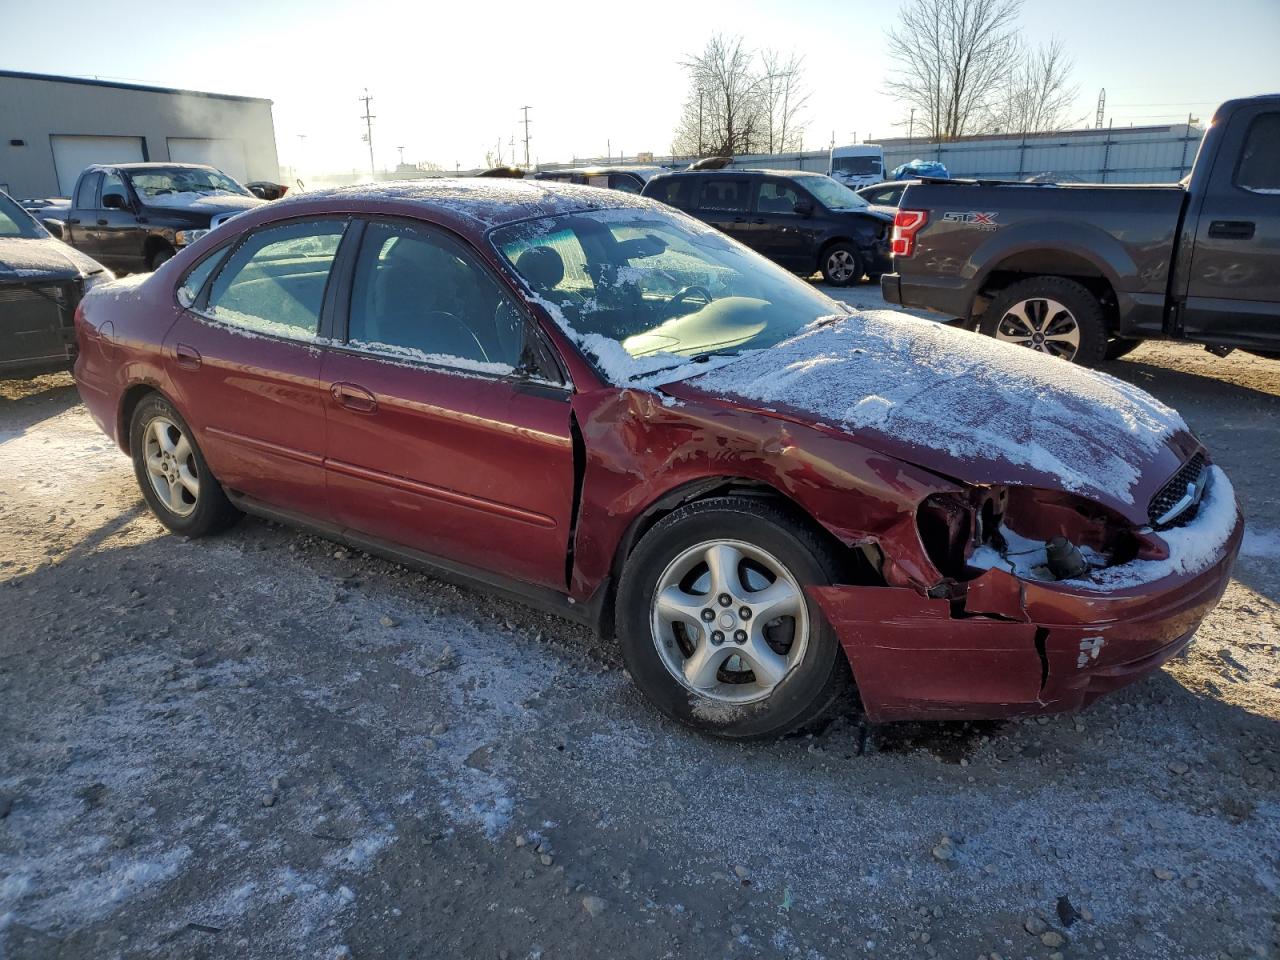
[891,209,928,257]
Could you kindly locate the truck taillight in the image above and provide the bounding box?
[892,209,928,257]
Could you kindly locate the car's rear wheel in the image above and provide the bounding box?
[616,497,851,739]
[130,394,239,537]
[980,277,1108,366]
[820,244,863,287]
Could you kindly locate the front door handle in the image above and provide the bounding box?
[67,218,80,225]
[1208,220,1255,240]
[331,381,377,413]
[175,343,201,370]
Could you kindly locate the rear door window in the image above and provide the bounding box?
[75,173,101,209]
[697,178,750,212]
[205,219,347,339]
[1236,112,1280,192]
[756,179,803,214]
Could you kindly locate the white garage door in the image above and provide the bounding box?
[50,135,146,196]
[167,138,249,184]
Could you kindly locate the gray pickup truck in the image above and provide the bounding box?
[881,94,1280,365]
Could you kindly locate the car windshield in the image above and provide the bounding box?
[802,175,871,210]
[491,208,844,381]
[128,167,250,200]
[0,193,44,239]
[832,156,882,175]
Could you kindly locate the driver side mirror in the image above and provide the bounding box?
[793,199,814,216]
[102,192,128,210]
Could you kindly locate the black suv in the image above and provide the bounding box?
[641,169,892,285]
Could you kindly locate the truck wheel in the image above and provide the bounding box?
[615,496,852,739]
[979,277,1108,366]
[149,246,175,271]
[820,244,863,287]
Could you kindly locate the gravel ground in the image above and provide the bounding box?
[1,299,1277,960]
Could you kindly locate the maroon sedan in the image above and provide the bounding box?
[73,180,1243,738]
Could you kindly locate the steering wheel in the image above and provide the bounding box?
[669,285,713,308]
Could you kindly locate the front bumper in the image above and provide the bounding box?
[809,513,1243,722]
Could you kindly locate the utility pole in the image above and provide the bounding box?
[359,89,376,177]
[396,145,405,166]
[908,108,915,146]
[1095,89,1106,129]
[607,139,611,163]
[697,91,704,156]
[521,106,532,170]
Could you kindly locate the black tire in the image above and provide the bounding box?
[149,246,175,271]
[615,496,853,739]
[819,243,863,287]
[129,394,240,537]
[979,276,1109,366]
[1104,337,1144,361]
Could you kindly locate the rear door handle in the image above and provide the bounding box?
[752,218,765,224]
[1208,220,1255,240]
[175,343,201,370]
[96,219,108,226]
[67,218,80,225]
[331,381,377,413]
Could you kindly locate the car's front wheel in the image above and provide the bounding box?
[129,394,240,537]
[819,243,863,287]
[616,497,851,739]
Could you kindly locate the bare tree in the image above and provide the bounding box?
[672,36,808,156]
[884,0,1023,140]
[984,38,1082,134]
[759,49,810,153]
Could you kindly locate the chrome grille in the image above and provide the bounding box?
[1148,453,1207,530]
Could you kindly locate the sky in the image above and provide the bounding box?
[2,0,1278,177]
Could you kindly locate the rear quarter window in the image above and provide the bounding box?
[647,178,689,209]
[1236,112,1280,193]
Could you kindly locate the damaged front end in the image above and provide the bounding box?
[809,466,1243,723]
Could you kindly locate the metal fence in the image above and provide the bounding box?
[876,123,1205,184]
[550,122,1206,185]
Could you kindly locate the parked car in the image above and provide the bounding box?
[889,160,948,180]
[1,189,111,377]
[534,166,664,194]
[61,162,264,274]
[19,197,71,237]
[642,169,892,286]
[856,180,912,216]
[73,180,1241,738]
[883,95,1280,365]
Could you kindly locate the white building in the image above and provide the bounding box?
[0,70,280,198]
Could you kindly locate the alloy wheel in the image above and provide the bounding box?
[825,249,859,283]
[650,539,809,704]
[143,417,200,517]
[994,297,1081,361]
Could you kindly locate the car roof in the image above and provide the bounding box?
[86,162,219,173]
[538,165,665,180]
[259,177,663,231]
[655,168,824,179]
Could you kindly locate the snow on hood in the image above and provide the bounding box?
[685,310,1190,513]
[0,237,103,280]
[141,191,263,215]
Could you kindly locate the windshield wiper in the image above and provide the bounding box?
[628,350,738,381]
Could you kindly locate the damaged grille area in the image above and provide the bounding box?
[1148,453,1206,530]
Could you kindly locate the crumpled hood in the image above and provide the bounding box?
[671,311,1197,523]
[0,236,104,281]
